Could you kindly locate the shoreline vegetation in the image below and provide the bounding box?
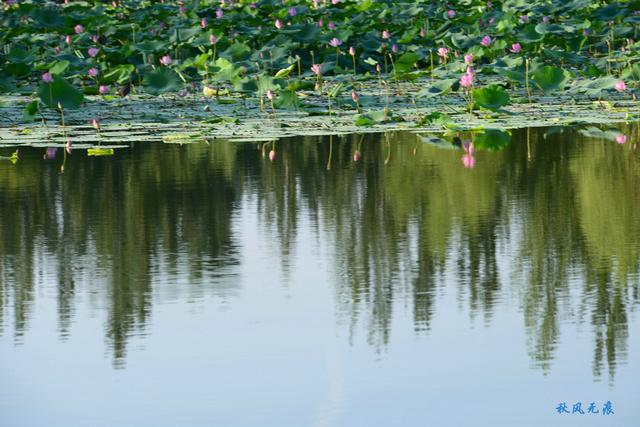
[1,0,639,145]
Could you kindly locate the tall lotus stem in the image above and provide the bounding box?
[525,58,532,103]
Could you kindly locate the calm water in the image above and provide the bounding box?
[1,128,639,426]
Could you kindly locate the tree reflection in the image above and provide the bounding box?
[0,126,638,380]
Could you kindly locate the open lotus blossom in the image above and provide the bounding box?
[268,150,276,161]
[160,55,172,65]
[616,134,627,144]
[464,54,473,65]
[480,35,492,46]
[209,34,217,44]
[201,18,207,29]
[275,19,283,29]
[329,37,342,47]
[509,43,521,53]
[348,46,356,56]
[615,80,626,92]
[74,24,84,34]
[99,85,109,95]
[88,47,99,57]
[447,10,456,18]
[288,7,296,16]
[437,47,449,58]
[42,72,53,82]
[311,64,322,76]
[327,21,336,30]
[88,67,99,77]
[460,73,473,88]
[382,30,390,39]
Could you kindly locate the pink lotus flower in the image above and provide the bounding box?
[329,37,342,47]
[466,66,475,76]
[201,18,207,29]
[519,15,529,23]
[332,0,341,4]
[317,19,323,27]
[92,35,98,43]
[45,147,57,160]
[348,46,356,56]
[311,64,322,75]
[460,73,473,88]
[88,47,99,57]
[65,140,72,154]
[209,34,218,44]
[464,54,473,65]
[216,8,223,18]
[268,150,276,161]
[351,90,359,103]
[447,10,456,18]
[160,55,172,65]
[353,150,361,162]
[88,67,99,77]
[92,118,100,131]
[376,63,381,73]
[266,89,273,101]
[480,35,492,46]
[65,35,72,45]
[391,44,398,53]
[382,30,390,39]
[437,47,449,58]
[509,43,521,53]
[275,19,283,29]
[419,27,426,37]
[55,46,61,54]
[74,24,84,34]
[42,72,53,82]
[543,16,550,23]
[288,7,296,16]
[616,134,627,144]
[328,21,336,30]
[99,85,109,95]
[615,80,626,92]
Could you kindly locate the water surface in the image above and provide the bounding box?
[1,128,639,426]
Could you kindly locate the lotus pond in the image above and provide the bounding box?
[1,127,640,426]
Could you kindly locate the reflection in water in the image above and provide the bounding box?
[0,127,639,380]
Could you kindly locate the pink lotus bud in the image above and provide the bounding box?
[160,55,172,65]
[65,35,72,45]
[447,10,456,18]
[216,8,223,18]
[268,150,276,161]
[464,54,473,65]
[615,80,626,92]
[88,67,99,77]
[480,35,492,46]
[509,43,521,53]
[311,64,322,76]
[519,15,529,23]
[65,140,72,154]
[92,35,98,43]
[391,44,398,53]
[353,150,361,162]
[437,47,449,57]
[88,47,99,57]
[288,7,296,16]
[266,89,273,101]
[275,19,283,29]
[462,154,476,168]
[99,85,109,95]
[209,34,217,44]
[92,118,100,130]
[74,24,84,34]
[42,72,53,82]
[382,30,390,39]
[376,63,381,73]
[55,46,61,54]
[419,27,426,37]
[460,73,473,88]
[348,46,355,56]
[328,21,336,30]
[201,18,207,29]
[351,90,359,103]
[543,16,550,23]
[616,134,627,144]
